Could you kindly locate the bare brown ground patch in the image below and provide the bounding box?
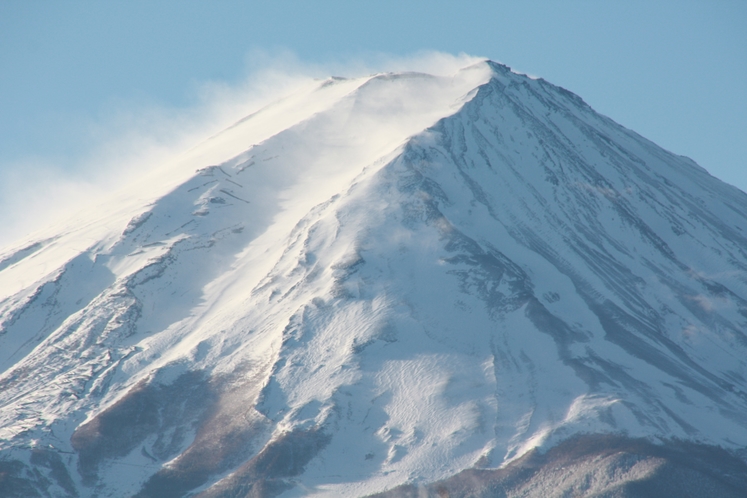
[369,434,747,498]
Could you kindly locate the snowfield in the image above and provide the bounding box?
[1,60,746,497]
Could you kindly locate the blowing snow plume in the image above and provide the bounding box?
[0,51,485,249]
[1,58,747,497]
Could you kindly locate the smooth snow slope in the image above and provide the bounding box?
[1,60,746,497]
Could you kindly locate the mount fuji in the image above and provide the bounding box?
[1,60,747,497]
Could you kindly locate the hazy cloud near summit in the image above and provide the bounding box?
[0,51,485,249]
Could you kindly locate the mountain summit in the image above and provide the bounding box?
[1,60,746,497]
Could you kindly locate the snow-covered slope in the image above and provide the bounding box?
[1,60,746,497]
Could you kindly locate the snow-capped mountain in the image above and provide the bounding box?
[1,60,746,497]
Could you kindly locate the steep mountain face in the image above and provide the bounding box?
[1,61,746,497]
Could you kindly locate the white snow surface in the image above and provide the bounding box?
[1,60,747,497]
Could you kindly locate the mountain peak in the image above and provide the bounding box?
[1,62,746,497]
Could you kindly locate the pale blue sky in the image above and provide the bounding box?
[1,1,745,243]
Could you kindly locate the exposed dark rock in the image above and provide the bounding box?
[29,449,78,497]
[195,428,331,498]
[71,369,216,484]
[0,459,43,498]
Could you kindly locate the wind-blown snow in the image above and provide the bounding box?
[1,60,746,497]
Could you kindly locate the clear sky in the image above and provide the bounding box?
[1,1,745,245]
